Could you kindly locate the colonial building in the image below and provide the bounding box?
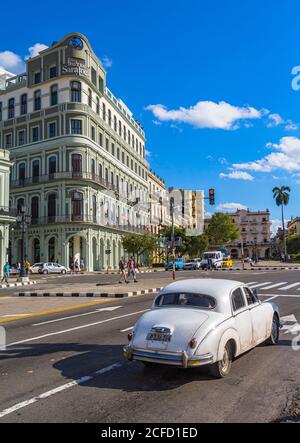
[205,209,272,260]
[148,169,167,236]
[288,218,300,236]
[0,149,15,276]
[0,33,149,271]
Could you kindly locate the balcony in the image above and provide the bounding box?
[0,206,17,217]
[11,171,119,193]
[28,214,146,233]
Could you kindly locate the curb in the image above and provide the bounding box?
[18,287,163,298]
[0,280,37,289]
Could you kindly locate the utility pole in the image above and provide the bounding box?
[170,197,176,281]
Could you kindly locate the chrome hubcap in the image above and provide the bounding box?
[221,349,229,372]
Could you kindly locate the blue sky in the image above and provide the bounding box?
[1,0,300,231]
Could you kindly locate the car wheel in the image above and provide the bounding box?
[209,343,232,378]
[266,315,280,345]
[43,270,48,275]
[61,270,66,275]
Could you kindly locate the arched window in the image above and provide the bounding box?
[71,191,83,221]
[17,198,25,213]
[34,90,41,111]
[71,81,81,102]
[102,103,106,121]
[31,197,39,223]
[48,194,56,221]
[48,156,57,175]
[20,94,27,115]
[91,159,95,178]
[92,195,97,222]
[18,163,26,185]
[99,163,103,178]
[96,97,100,114]
[32,160,40,182]
[71,153,82,177]
[50,84,58,106]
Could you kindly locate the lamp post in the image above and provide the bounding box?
[170,197,176,281]
[16,205,31,281]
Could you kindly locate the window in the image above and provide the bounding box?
[117,147,120,160]
[0,102,2,121]
[71,119,82,135]
[99,163,103,178]
[114,116,117,131]
[111,143,115,156]
[232,288,246,312]
[154,293,216,309]
[128,131,131,145]
[34,90,41,111]
[244,287,258,306]
[105,168,109,183]
[91,126,95,141]
[102,103,106,121]
[31,197,39,221]
[71,191,83,221]
[123,125,126,141]
[96,97,100,114]
[32,160,40,182]
[119,121,122,136]
[88,89,92,107]
[98,76,104,94]
[49,66,57,79]
[8,98,15,119]
[20,94,27,114]
[5,134,12,148]
[34,72,41,84]
[50,85,58,106]
[49,122,56,138]
[108,109,112,126]
[48,194,56,219]
[71,154,82,174]
[121,151,125,163]
[99,132,103,146]
[91,159,95,176]
[71,81,81,102]
[18,163,26,185]
[32,127,39,142]
[48,156,57,175]
[106,138,109,151]
[18,130,25,146]
[91,68,97,86]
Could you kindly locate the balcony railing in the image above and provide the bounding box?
[11,171,119,193]
[0,206,17,217]
[28,214,146,233]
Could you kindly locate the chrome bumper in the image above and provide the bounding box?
[123,345,213,368]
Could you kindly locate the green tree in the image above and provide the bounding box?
[185,234,208,258]
[206,212,239,247]
[159,226,187,257]
[122,233,157,263]
[272,186,291,260]
[286,234,300,254]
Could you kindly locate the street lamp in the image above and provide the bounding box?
[16,205,31,280]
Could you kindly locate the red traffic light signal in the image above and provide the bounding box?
[209,188,215,205]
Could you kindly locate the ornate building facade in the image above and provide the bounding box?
[0,33,149,271]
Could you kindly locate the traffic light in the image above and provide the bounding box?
[209,188,215,205]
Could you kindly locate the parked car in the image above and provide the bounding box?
[9,265,20,276]
[38,262,70,275]
[164,258,185,271]
[30,263,44,274]
[124,279,280,378]
[183,259,201,270]
[200,251,223,270]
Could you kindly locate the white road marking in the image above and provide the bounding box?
[279,283,300,291]
[261,282,288,290]
[263,296,279,302]
[32,306,122,326]
[262,293,300,298]
[120,326,134,332]
[0,314,32,318]
[6,309,149,348]
[281,315,297,323]
[249,282,272,289]
[0,362,122,419]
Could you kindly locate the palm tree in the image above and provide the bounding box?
[272,186,291,261]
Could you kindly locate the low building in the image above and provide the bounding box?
[0,149,15,276]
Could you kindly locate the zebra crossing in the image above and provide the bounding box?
[248,281,300,292]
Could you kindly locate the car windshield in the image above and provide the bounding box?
[155,292,216,309]
[203,253,217,259]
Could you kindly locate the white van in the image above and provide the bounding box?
[200,251,223,270]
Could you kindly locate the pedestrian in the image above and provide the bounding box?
[25,259,30,276]
[119,256,128,284]
[80,258,84,272]
[127,256,138,283]
[16,262,21,275]
[1,262,10,284]
[74,259,80,273]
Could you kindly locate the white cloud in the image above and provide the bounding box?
[216,203,248,212]
[267,113,284,127]
[25,43,48,60]
[218,157,228,165]
[285,120,299,131]
[270,219,289,237]
[0,50,24,73]
[233,136,300,173]
[145,149,151,157]
[101,56,113,68]
[220,170,254,181]
[152,120,162,126]
[145,101,262,130]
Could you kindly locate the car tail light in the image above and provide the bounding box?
[128,332,133,341]
[189,338,197,349]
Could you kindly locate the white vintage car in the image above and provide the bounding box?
[123,279,281,378]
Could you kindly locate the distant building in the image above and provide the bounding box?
[168,188,205,236]
[148,170,167,236]
[204,209,272,260]
[288,218,300,236]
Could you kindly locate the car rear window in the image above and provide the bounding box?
[155,292,216,309]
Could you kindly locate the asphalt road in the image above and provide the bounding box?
[0,269,299,423]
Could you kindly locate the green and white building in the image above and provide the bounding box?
[0,33,149,271]
[0,149,15,276]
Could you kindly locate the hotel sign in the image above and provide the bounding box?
[62,58,89,77]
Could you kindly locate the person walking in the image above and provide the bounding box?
[119,256,128,284]
[25,259,30,276]
[1,262,10,284]
[74,259,80,273]
[127,256,138,283]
